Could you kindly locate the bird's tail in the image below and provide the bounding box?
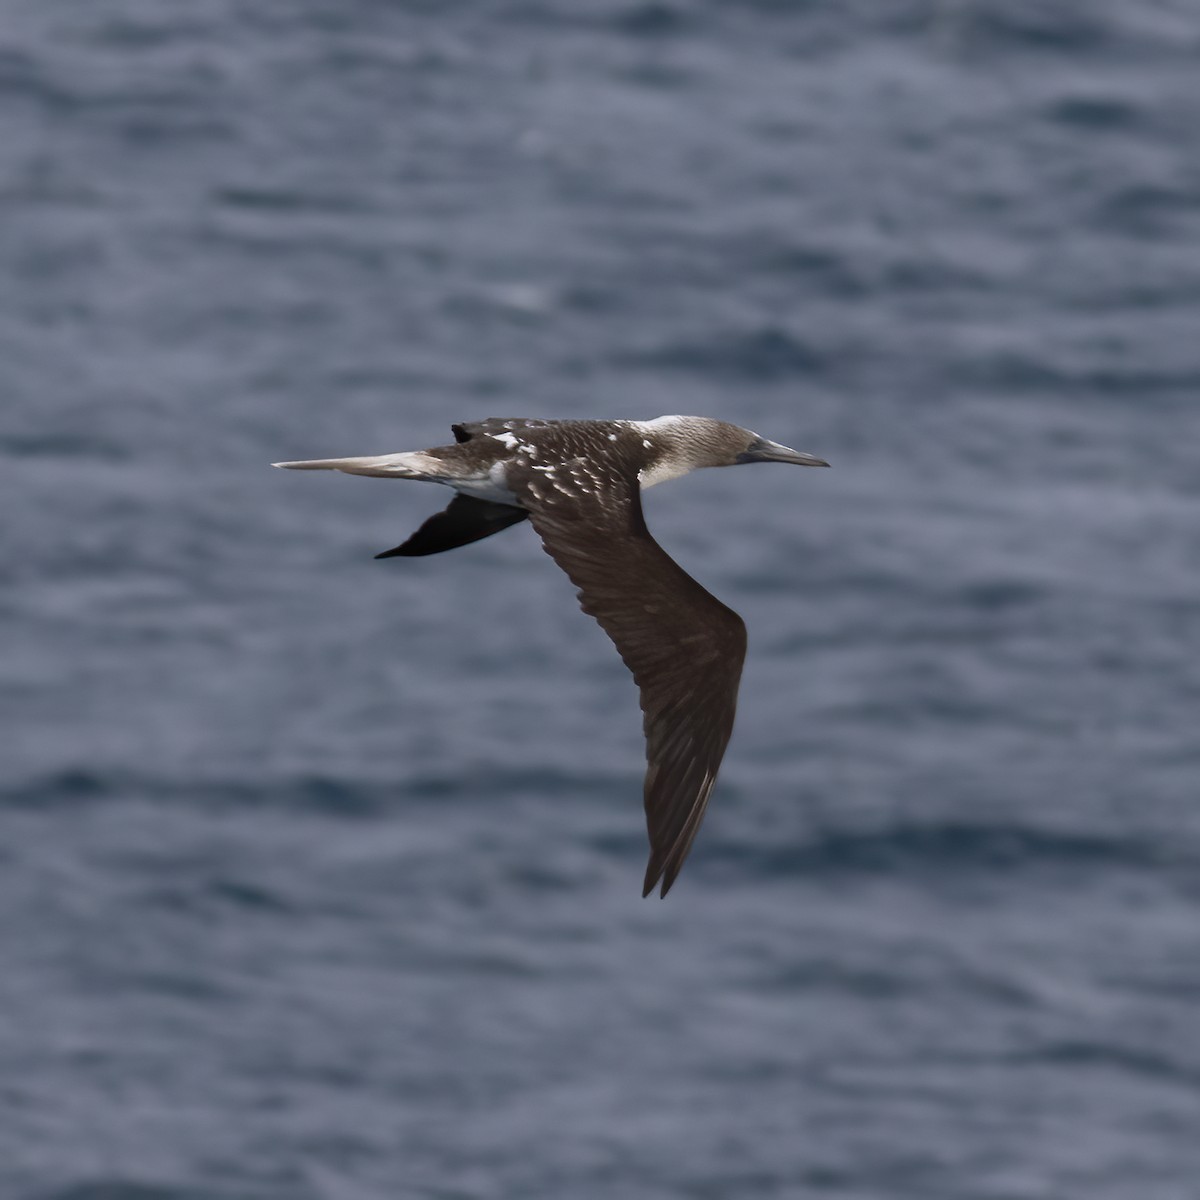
[272,452,433,479]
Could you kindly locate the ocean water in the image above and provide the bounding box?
[3,1,1200,1197]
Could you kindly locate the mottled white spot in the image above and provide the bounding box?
[643,439,652,448]
[490,432,520,450]
[608,433,618,441]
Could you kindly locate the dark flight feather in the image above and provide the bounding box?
[376,494,528,558]
[507,455,746,897]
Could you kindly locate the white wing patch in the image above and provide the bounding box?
[490,430,538,456]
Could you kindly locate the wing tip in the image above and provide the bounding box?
[641,859,677,899]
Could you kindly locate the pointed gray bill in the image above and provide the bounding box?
[736,437,830,467]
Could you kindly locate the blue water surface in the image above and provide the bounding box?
[3,2,1200,1197]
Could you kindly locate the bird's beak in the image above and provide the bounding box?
[737,437,830,467]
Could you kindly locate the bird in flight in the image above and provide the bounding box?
[275,416,828,896]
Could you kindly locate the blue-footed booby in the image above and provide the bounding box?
[275,416,828,896]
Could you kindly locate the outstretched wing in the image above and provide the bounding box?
[507,457,746,897]
[375,495,528,558]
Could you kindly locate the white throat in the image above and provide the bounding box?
[634,416,701,489]
[638,457,693,489]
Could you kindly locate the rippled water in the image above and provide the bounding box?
[4,2,1200,1197]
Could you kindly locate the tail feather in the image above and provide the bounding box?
[272,454,427,479]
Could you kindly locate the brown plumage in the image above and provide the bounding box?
[275,416,828,896]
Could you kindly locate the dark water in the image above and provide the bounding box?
[4,2,1200,1196]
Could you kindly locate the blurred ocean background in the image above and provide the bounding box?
[4,1,1200,1197]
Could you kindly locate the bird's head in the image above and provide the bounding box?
[644,416,829,472]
